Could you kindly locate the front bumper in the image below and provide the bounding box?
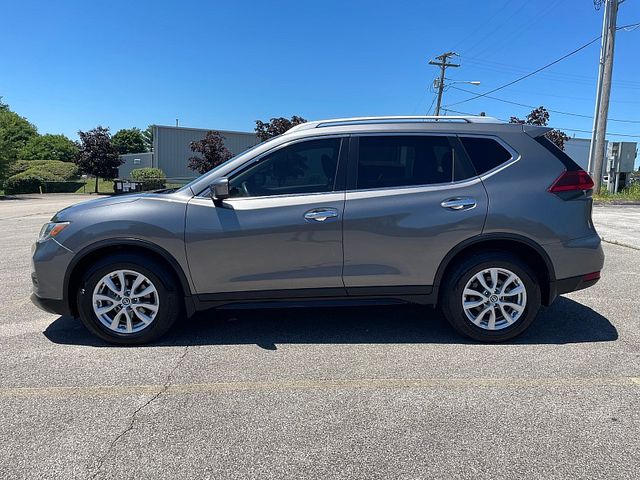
[31,238,75,314]
[30,293,71,316]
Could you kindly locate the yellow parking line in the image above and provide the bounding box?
[0,377,638,398]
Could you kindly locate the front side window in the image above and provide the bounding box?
[356,135,476,189]
[229,138,341,198]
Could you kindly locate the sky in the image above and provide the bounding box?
[1,0,639,149]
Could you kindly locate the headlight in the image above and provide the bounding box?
[38,222,70,242]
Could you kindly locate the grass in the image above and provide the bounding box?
[593,182,640,203]
[73,178,113,194]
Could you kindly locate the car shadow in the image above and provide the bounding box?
[43,296,618,348]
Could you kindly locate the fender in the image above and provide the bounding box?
[64,237,194,314]
[432,232,556,288]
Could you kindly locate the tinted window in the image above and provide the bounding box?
[535,136,581,171]
[356,135,475,189]
[229,138,341,197]
[459,137,512,174]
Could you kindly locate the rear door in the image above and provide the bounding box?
[342,134,488,293]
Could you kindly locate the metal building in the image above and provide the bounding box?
[118,152,153,178]
[564,138,599,172]
[605,141,637,192]
[564,137,637,192]
[119,125,259,182]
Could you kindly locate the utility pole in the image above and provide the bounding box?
[429,52,460,116]
[588,0,622,194]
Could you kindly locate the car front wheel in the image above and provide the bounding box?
[441,252,541,342]
[76,254,180,345]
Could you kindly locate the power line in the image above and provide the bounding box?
[426,94,437,115]
[460,57,640,89]
[444,107,640,139]
[445,21,640,109]
[448,85,640,123]
[445,36,603,108]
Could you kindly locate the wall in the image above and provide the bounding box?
[152,125,259,181]
[118,152,153,178]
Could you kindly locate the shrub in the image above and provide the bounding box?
[4,160,82,194]
[130,167,166,190]
[8,159,78,180]
[4,170,57,194]
[7,160,35,176]
[38,160,79,180]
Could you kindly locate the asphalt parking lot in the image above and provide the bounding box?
[0,194,638,479]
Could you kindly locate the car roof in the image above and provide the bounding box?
[283,115,540,138]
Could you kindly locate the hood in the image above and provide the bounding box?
[52,194,143,221]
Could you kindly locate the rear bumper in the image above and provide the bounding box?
[543,234,604,305]
[548,272,601,305]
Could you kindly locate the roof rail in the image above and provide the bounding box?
[287,115,501,133]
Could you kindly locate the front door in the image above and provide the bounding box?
[342,134,488,292]
[185,136,347,296]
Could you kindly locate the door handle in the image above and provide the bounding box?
[440,197,476,210]
[304,208,339,222]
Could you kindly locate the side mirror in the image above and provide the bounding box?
[209,177,230,201]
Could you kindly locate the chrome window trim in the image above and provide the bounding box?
[345,177,482,199]
[190,191,345,210]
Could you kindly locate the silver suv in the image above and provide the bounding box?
[31,116,604,345]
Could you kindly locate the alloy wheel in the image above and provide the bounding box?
[461,267,527,331]
[92,269,160,334]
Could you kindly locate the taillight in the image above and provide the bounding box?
[548,169,594,193]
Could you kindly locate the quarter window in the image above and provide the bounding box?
[356,135,476,189]
[229,138,341,198]
[459,137,513,175]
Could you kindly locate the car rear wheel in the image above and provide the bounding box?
[77,254,180,345]
[441,252,541,342]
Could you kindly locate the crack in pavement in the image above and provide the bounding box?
[88,346,190,479]
[601,238,640,251]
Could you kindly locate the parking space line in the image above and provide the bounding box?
[0,377,638,398]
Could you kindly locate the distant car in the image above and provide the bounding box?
[31,116,604,345]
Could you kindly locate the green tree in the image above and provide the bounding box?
[255,116,307,142]
[19,134,79,162]
[112,127,147,154]
[75,126,123,193]
[0,108,38,180]
[142,125,153,152]
[188,131,232,174]
[509,106,569,150]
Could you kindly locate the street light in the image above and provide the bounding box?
[433,79,481,89]
[431,80,481,116]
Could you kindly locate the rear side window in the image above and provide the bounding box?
[535,136,582,171]
[356,135,476,189]
[459,137,513,174]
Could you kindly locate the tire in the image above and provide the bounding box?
[76,253,181,345]
[440,251,541,342]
